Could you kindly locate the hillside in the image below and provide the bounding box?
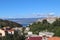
[29,18,60,37]
[0,19,22,28]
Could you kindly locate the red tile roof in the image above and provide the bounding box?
[27,37,42,40]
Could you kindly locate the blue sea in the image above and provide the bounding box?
[5,18,44,27]
[22,24,29,27]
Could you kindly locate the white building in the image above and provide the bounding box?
[0,29,5,37]
[24,27,30,33]
[46,17,56,24]
[39,31,54,37]
[37,16,57,24]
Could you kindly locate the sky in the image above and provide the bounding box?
[0,0,60,18]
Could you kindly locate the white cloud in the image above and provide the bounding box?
[48,12,55,15]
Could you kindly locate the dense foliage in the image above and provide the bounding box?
[29,18,60,37]
[0,31,25,40]
[0,19,22,28]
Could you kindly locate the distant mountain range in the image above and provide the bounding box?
[4,17,45,27]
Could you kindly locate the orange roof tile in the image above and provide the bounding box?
[48,37,60,40]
